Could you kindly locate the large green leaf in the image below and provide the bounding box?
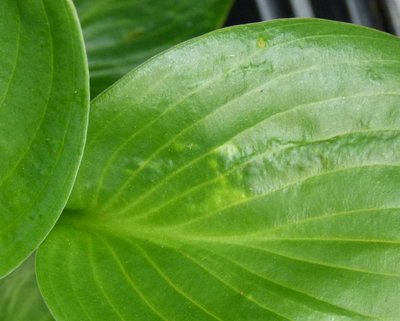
[0,0,89,277]
[0,255,54,321]
[37,19,400,320]
[73,0,233,96]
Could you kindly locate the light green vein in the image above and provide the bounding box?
[233,242,400,278]
[66,243,94,321]
[135,243,225,321]
[0,3,21,111]
[0,0,54,187]
[88,238,127,321]
[100,236,169,321]
[168,246,295,321]
[227,207,400,241]
[189,245,378,320]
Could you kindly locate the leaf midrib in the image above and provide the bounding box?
[62,205,400,251]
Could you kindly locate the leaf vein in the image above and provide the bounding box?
[135,243,225,321]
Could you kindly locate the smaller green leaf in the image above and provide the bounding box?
[0,255,54,321]
[0,0,89,277]
[73,0,233,96]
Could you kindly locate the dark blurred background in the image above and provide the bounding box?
[225,0,400,35]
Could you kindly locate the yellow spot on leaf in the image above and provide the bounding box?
[257,36,266,49]
[208,159,219,170]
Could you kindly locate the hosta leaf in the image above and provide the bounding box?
[38,19,400,320]
[0,255,54,321]
[0,0,89,277]
[73,0,233,97]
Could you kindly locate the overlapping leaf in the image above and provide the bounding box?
[74,0,233,96]
[0,255,54,321]
[0,0,89,277]
[38,19,400,320]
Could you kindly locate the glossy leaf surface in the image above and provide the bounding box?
[38,19,400,320]
[0,0,89,277]
[73,0,233,96]
[0,255,54,321]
